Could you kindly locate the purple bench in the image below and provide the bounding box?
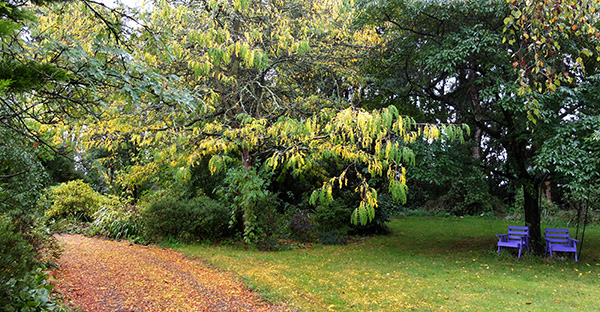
[496,226,530,258]
[545,228,579,262]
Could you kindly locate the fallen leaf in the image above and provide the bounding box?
[54,235,289,311]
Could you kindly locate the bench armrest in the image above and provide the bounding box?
[496,234,508,241]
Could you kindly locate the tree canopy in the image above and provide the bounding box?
[1,0,598,252]
[33,0,466,242]
[354,0,600,250]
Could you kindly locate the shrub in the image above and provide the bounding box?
[142,196,233,242]
[313,194,393,242]
[506,186,562,224]
[351,193,393,235]
[1,267,58,312]
[217,166,279,244]
[0,130,48,218]
[314,200,351,232]
[142,197,186,240]
[0,218,36,285]
[0,220,63,312]
[255,235,289,251]
[288,209,315,242]
[89,198,144,242]
[252,193,284,238]
[192,197,235,240]
[43,180,103,221]
[436,173,494,216]
[318,229,348,246]
[22,216,62,266]
[314,200,351,244]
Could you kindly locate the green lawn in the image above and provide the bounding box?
[178,217,600,311]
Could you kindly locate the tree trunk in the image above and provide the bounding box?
[506,131,544,254]
[471,126,483,160]
[469,62,483,160]
[240,147,255,244]
[523,181,542,254]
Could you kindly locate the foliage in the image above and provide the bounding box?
[39,150,86,186]
[313,192,392,242]
[314,200,352,237]
[506,186,600,227]
[351,195,393,235]
[501,0,600,240]
[253,195,286,242]
[254,236,290,252]
[0,0,132,169]
[56,0,369,199]
[142,196,234,242]
[46,218,91,236]
[0,0,132,235]
[0,129,62,265]
[504,0,600,111]
[82,143,149,198]
[279,199,352,245]
[400,139,498,217]
[218,107,467,229]
[354,0,513,220]
[0,0,70,96]
[353,0,600,250]
[535,113,600,199]
[317,229,349,246]
[0,130,48,219]
[89,203,144,242]
[437,171,495,216]
[0,1,151,310]
[43,180,105,221]
[218,166,278,244]
[0,218,36,285]
[38,0,468,241]
[288,210,315,243]
[1,267,59,312]
[0,203,62,312]
[184,156,227,200]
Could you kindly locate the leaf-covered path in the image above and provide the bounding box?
[54,235,290,312]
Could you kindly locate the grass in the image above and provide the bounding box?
[178,217,600,311]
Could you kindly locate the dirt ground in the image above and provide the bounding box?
[54,235,290,312]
